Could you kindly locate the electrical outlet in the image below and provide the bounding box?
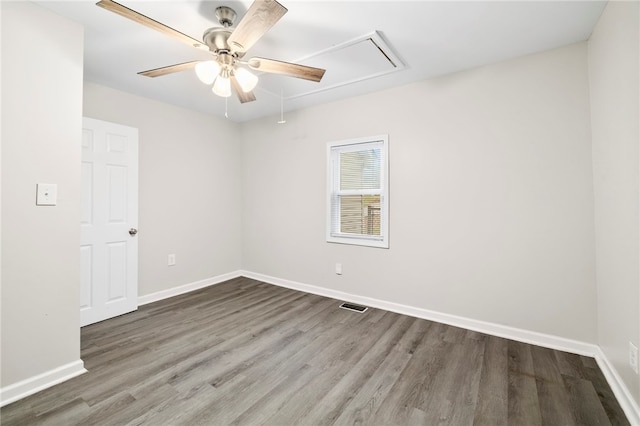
[168,254,176,266]
[630,342,638,374]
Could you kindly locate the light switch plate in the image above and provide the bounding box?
[36,183,57,206]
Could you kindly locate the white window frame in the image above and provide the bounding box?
[326,135,389,248]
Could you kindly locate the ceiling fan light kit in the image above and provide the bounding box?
[96,0,326,105]
[195,61,220,85]
[234,67,259,93]
[212,70,232,98]
[196,58,257,96]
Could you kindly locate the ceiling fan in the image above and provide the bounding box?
[96,0,326,103]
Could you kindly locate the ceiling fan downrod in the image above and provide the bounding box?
[215,6,236,28]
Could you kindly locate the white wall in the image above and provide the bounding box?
[1,1,84,387]
[588,1,640,406]
[4,1,636,412]
[83,83,243,297]
[242,43,597,343]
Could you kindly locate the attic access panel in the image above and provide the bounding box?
[258,31,404,100]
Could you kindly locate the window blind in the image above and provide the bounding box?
[328,137,388,247]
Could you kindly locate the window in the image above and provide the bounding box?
[327,135,389,248]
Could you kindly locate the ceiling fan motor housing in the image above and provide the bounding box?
[203,27,234,53]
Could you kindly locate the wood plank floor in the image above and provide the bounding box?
[1,277,629,425]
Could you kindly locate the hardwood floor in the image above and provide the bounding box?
[1,277,629,425]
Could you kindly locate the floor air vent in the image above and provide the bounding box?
[339,302,368,313]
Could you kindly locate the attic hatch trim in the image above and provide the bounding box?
[262,31,405,101]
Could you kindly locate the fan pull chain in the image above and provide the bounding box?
[225,96,228,119]
[277,88,286,124]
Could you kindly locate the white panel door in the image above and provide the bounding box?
[81,117,138,326]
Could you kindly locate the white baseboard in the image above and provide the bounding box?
[595,348,640,425]
[1,272,241,407]
[240,270,640,423]
[241,270,598,355]
[0,360,87,407]
[138,270,242,306]
[6,271,637,423]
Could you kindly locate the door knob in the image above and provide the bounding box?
[129,228,138,236]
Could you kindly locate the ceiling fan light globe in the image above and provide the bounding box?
[235,67,259,92]
[195,61,220,85]
[212,76,232,97]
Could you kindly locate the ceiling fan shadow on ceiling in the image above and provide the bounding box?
[96,0,326,104]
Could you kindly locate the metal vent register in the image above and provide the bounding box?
[339,303,368,313]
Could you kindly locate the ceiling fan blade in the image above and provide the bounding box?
[96,0,206,50]
[231,76,257,103]
[138,61,201,78]
[248,57,325,82]
[227,0,287,54]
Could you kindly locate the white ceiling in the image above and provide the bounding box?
[36,0,607,122]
